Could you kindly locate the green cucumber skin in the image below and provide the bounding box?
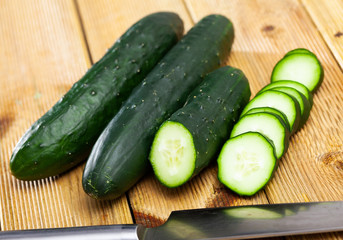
[10,12,184,180]
[165,66,250,178]
[83,14,235,199]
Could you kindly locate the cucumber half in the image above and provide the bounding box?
[230,112,290,159]
[240,90,301,134]
[218,132,277,196]
[150,121,196,187]
[271,53,324,93]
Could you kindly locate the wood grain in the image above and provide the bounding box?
[76,0,194,63]
[185,0,343,239]
[0,0,132,230]
[302,0,343,71]
[1,0,343,239]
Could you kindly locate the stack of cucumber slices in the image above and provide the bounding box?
[218,48,324,196]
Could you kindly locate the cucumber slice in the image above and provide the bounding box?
[284,48,316,58]
[150,121,196,187]
[259,80,313,106]
[231,112,290,159]
[268,87,311,129]
[271,53,324,93]
[243,107,291,132]
[240,90,301,134]
[218,132,277,196]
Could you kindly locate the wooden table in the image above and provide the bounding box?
[1,0,343,239]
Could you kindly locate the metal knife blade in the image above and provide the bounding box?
[1,201,343,240]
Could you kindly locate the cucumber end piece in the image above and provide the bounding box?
[150,121,196,188]
[218,132,277,196]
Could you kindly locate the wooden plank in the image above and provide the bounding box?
[0,0,132,230]
[76,0,194,62]
[185,0,343,239]
[302,0,343,70]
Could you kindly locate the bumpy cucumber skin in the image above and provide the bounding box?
[161,66,250,183]
[83,15,235,199]
[10,12,184,180]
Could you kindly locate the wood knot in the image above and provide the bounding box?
[262,25,275,32]
[334,31,343,38]
[317,151,343,170]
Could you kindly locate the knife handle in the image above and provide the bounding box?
[0,224,145,240]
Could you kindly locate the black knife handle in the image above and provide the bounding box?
[0,224,145,240]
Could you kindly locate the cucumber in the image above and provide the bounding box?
[230,112,290,159]
[9,12,184,180]
[259,80,313,106]
[284,48,316,58]
[240,90,301,134]
[243,107,290,132]
[149,66,250,188]
[267,86,311,129]
[218,132,277,196]
[82,15,235,199]
[271,52,324,93]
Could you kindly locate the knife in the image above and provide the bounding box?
[1,201,343,240]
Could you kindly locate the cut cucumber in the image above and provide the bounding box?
[284,48,316,58]
[271,53,323,93]
[267,86,311,129]
[240,90,301,134]
[150,121,196,187]
[82,14,235,199]
[217,132,277,196]
[243,107,290,132]
[150,66,251,188]
[230,112,290,159]
[259,80,313,106]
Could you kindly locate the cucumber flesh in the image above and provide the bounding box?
[271,53,323,93]
[269,87,311,129]
[259,80,313,106]
[230,112,290,159]
[218,132,277,196]
[150,121,196,187]
[240,90,301,134]
[243,107,290,132]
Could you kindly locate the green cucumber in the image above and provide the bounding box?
[150,66,250,188]
[243,107,290,132]
[267,86,311,129]
[259,80,313,106]
[82,14,235,199]
[10,12,184,180]
[271,52,324,93]
[230,112,290,159]
[218,132,277,196]
[240,90,301,134]
[284,48,316,57]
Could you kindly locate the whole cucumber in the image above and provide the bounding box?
[10,12,184,180]
[83,14,235,199]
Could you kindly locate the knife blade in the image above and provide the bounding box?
[1,201,343,240]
